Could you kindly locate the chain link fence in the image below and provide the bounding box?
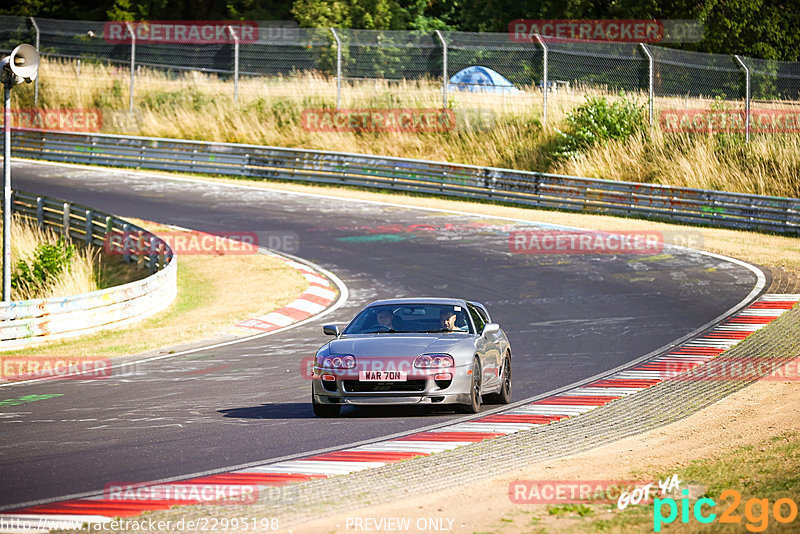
[1,16,799,140]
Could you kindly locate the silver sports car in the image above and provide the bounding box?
[311,298,512,417]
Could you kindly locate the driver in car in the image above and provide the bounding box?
[376,309,395,328]
[440,309,458,331]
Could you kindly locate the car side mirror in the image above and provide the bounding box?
[482,323,500,336]
[323,324,341,336]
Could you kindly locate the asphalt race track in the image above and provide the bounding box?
[0,160,763,508]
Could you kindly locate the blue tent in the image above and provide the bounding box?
[448,66,521,94]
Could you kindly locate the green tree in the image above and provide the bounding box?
[292,0,450,30]
[697,0,800,61]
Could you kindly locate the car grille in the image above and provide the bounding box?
[343,380,426,393]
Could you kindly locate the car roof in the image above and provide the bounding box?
[365,297,472,307]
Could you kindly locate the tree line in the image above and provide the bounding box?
[1,0,797,61]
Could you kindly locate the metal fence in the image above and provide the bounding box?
[0,191,176,348]
[10,129,799,235]
[2,16,800,134]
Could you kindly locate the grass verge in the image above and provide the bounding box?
[487,429,800,533]
[0,219,310,360]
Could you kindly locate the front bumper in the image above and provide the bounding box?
[311,364,472,406]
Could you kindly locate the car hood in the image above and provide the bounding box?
[327,334,471,358]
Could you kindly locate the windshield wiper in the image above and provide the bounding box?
[362,328,397,334]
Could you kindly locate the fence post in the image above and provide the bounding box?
[734,55,751,143]
[639,43,654,125]
[29,17,40,106]
[227,25,239,101]
[125,22,136,114]
[158,241,165,271]
[84,209,93,245]
[122,222,130,263]
[330,28,342,109]
[36,196,44,229]
[435,30,448,109]
[105,216,113,254]
[62,202,71,238]
[148,237,157,274]
[534,34,548,127]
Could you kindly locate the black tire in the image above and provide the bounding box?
[459,357,482,414]
[496,353,512,404]
[312,396,341,417]
[486,353,512,404]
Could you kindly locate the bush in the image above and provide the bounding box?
[552,94,646,159]
[11,238,76,296]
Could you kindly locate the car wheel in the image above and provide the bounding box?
[486,353,512,404]
[312,396,341,417]
[459,357,482,414]
[496,353,512,404]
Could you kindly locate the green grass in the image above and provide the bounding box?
[548,504,595,517]
[523,429,800,533]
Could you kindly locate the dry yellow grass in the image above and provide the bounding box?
[3,214,147,301]
[8,58,800,197]
[558,126,800,197]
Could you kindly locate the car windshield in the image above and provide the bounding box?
[343,304,473,335]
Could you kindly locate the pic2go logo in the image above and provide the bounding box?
[654,489,799,532]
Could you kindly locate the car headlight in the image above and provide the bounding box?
[414,353,454,368]
[321,354,356,369]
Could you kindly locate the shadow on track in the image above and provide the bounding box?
[219,403,470,419]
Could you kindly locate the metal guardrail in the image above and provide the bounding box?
[0,190,176,349]
[10,129,800,235]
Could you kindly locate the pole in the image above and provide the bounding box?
[734,55,750,143]
[30,17,39,107]
[126,22,135,114]
[330,28,341,109]
[435,30,447,109]
[227,25,239,101]
[535,34,548,127]
[3,83,11,301]
[639,43,654,125]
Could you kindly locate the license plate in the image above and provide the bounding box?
[359,370,407,381]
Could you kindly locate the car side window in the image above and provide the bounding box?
[467,304,485,333]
